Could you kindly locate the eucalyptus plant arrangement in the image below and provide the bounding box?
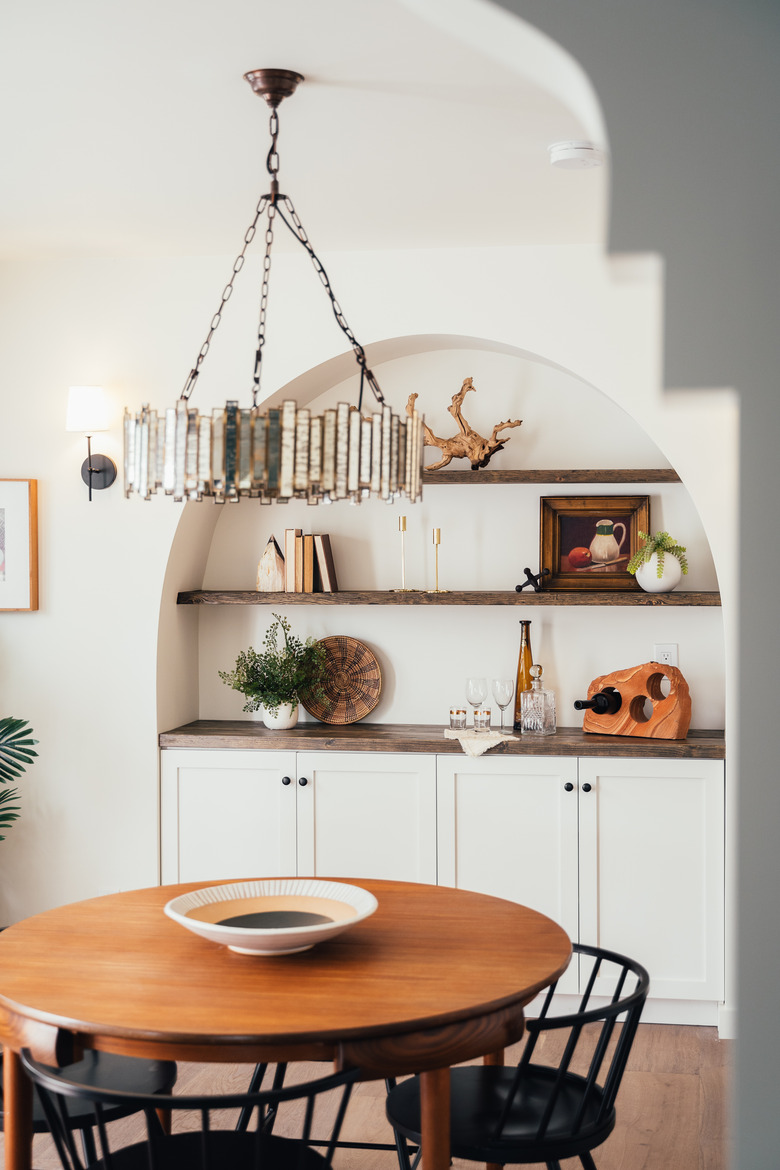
[0,717,38,841]
[219,614,329,717]
[628,531,689,578]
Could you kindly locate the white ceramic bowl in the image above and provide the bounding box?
[164,878,378,956]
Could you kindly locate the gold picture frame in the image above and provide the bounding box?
[0,479,39,611]
[540,495,649,592]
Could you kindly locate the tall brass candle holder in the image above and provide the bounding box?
[428,527,449,593]
[391,516,417,591]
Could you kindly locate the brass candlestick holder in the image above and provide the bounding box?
[428,527,449,593]
[391,516,417,591]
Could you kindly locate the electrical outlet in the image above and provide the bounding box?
[653,643,678,667]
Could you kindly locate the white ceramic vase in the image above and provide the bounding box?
[259,702,299,730]
[260,702,301,730]
[635,552,683,593]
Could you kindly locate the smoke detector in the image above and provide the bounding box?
[548,140,605,169]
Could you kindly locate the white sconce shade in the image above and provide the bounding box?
[66,386,117,500]
[66,386,111,434]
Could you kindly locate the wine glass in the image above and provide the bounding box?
[492,678,515,733]
[465,678,488,725]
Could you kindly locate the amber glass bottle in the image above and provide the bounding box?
[513,620,533,730]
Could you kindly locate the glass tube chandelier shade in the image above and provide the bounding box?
[123,69,423,507]
[124,399,423,504]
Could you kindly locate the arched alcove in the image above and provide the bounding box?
[158,337,726,732]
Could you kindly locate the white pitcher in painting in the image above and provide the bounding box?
[589,518,626,564]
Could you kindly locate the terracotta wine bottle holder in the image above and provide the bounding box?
[581,661,692,740]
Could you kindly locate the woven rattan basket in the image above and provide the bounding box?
[301,636,382,724]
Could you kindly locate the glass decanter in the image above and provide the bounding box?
[520,664,557,736]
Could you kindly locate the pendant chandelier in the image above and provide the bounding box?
[123,68,423,506]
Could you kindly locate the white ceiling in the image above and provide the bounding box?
[1,0,608,259]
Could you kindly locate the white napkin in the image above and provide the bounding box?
[443,728,517,758]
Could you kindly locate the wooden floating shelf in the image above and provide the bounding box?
[422,468,681,484]
[177,467,712,608]
[178,589,721,607]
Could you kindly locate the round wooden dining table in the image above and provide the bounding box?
[0,877,571,1170]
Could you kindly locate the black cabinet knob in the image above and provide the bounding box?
[582,782,592,793]
[564,782,574,792]
[281,776,292,786]
[298,777,308,786]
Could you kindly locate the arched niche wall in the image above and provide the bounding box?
[157,334,730,736]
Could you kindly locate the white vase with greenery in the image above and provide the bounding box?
[219,614,328,729]
[628,531,688,593]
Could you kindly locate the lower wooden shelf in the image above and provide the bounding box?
[177,589,721,607]
[159,721,725,760]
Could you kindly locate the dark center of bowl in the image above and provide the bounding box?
[217,910,334,930]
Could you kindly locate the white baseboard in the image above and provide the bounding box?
[546,995,722,1029]
[717,1003,737,1039]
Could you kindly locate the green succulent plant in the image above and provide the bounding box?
[0,717,38,841]
[628,531,689,578]
[219,614,329,717]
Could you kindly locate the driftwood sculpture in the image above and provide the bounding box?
[407,378,522,471]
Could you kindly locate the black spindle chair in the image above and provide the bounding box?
[385,942,650,1170]
[1,1051,176,1164]
[21,1049,359,1170]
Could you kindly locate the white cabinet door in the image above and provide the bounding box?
[160,749,297,884]
[577,757,724,1002]
[436,755,580,943]
[295,752,437,883]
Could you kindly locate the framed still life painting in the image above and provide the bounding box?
[0,480,39,611]
[540,495,649,592]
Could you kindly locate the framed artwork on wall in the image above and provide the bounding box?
[0,480,39,611]
[540,494,650,592]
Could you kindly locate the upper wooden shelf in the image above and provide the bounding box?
[422,468,681,484]
[177,466,711,607]
[178,589,720,607]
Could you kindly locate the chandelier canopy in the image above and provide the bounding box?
[123,69,423,505]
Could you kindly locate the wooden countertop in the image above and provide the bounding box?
[159,721,725,760]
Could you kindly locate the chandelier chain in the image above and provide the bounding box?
[251,200,277,407]
[266,108,280,184]
[180,90,385,410]
[180,194,270,400]
[277,196,385,407]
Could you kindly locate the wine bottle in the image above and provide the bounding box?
[574,687,622,716]
[513,620,533,730]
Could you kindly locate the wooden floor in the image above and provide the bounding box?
[7,1023,730,1170]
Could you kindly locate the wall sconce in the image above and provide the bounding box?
[66,386,117,501]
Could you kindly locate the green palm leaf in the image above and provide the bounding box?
[0,717,38,785]
[0,786,21,840]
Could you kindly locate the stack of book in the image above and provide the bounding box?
[283,529,338,594]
